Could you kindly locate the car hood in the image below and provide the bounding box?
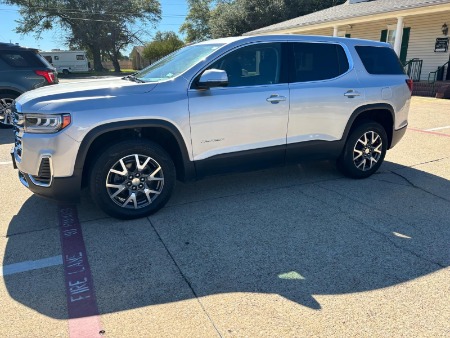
[16,77,158,112]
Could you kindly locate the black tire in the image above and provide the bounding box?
[337,121,388,179]
[89,139,176,219]
[62,69,69,75]
[0,93,18,128]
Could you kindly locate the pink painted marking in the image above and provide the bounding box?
[408,127,450,138]
[58,205,104,338]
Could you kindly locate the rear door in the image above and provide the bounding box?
[286,41,365,161]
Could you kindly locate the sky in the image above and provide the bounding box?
[0,1,188,55]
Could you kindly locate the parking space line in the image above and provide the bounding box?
[58,205,103,338]
[408,127,450,138]
[425,125,450,131]
[0,255,62,276]
[0,161,12,165]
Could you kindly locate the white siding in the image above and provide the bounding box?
[288,11,450,80]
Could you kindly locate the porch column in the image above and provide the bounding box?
[333,26,338,37]
[393,17,404,56]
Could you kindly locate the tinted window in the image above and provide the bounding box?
[0,50,45,68]
[209,43,282,87]
[292,43,349,82]
[355,46,404,75]
[76,55,85,60]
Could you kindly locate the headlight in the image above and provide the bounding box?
[24,113,71,133]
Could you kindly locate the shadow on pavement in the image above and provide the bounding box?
[0,127,14,146]
[3,161,450,318]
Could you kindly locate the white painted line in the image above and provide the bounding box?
[0,161,12,165]
[0,255,63,276]
[425,125,450,131]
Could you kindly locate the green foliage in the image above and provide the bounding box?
[209,0,346,38]
[180,0,213,43]
[143,31,184,62]
[1,0,161,71]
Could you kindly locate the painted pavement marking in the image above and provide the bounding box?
[408,127,450,138]
[58,205,104,338]
[425,125,450,131]
[0,255,62,276]
[0,161,13,165]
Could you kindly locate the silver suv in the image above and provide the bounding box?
[11,35,411,219]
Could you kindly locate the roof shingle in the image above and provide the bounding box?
[245,0,450,35]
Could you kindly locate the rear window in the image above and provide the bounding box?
[355,46,405,75]
[0,50,46,68]
[291,42,350,83]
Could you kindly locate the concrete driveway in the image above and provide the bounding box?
[0,97,449,337]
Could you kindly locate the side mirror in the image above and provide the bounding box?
[197,69,228,89]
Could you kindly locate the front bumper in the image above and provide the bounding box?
[17,170,82,202]
[12,148,82,201]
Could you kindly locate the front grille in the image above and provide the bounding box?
[12,103,23,159]
[38,157,51,179]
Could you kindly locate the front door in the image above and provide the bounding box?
[188,42,289,177]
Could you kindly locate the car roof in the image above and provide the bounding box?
[0,42,38,52]
[195,34,389,48]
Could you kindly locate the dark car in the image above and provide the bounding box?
[0,42,58,127]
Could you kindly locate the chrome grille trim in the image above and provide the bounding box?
[12,102,23,160]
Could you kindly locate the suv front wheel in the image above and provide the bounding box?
[90,139,176,219]
[337,121,388,179]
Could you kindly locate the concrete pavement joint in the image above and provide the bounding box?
[307,185,447,269]
[147,217,223,338]
[4,225,59,238]
[390,171,450,204]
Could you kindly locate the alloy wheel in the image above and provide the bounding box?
[353,131,383,171]
[106,154,164,209]
[0,98,14,125]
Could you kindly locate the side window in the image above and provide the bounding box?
[76,55,85,60]
[54,55,59,60]
[209,43,282,87]
[355,46,405,75]
[292,43,349,83]
[0,51,44,68]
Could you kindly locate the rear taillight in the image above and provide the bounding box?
[35,70,56,84]
[406,79,413,93]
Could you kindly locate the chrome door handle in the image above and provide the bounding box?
[344,90,361,98]
[266,95,287,103]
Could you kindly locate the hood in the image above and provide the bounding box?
[17,77,158,112]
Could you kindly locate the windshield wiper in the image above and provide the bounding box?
[122,74,145,83]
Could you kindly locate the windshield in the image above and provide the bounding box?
[136,44,224,82]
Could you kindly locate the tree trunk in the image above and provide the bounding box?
[111,54,121,72]
[91,46,104,72]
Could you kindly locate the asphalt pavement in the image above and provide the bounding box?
[0,96,449,337]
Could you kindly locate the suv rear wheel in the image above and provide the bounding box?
[90,140,176,219]
[337,121,387,178]
[0,93,18,128]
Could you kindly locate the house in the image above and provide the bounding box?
[130,46,149,70]
[245,0,450,92]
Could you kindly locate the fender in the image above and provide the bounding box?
[341,103,395,142]
[74,119,196,182]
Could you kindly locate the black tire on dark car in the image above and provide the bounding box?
[89,139,176,219]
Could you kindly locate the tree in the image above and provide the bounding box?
[2,0,161,71]
[142,31,184,62]
[210,0,346,38]
[179,0,213,43]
